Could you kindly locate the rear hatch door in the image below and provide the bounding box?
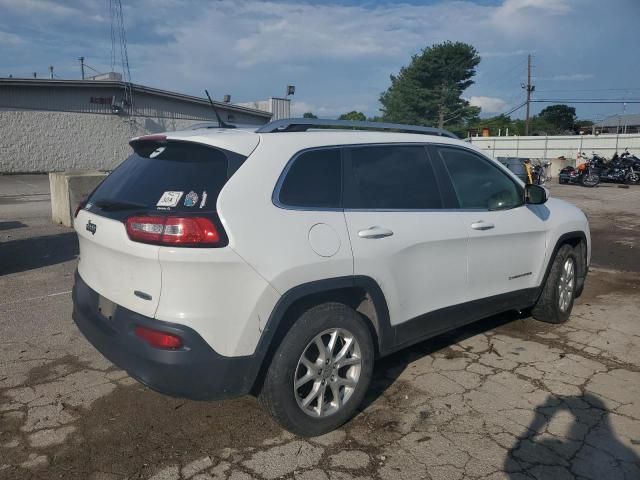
[75,138,241,318]
[76,208,161,317]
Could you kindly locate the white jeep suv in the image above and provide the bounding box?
[73,119,590,436]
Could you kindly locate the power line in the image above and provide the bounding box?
[503,101,527,116]
[82,63,102,75]
[536,87,640,93]
[532,100,640,104]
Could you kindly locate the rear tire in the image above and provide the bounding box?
[259,302,374,437]
[532,244,577,324]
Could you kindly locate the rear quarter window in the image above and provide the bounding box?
[277,148,342,208]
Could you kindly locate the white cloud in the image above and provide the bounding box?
[481,49,529,58]
[0,0,634,119]
[0,30,24,45]
[290,101,370,119]
[468,96,508,113]
[0,0,101,19]
[491,0,572,35]
[549,73,594,81]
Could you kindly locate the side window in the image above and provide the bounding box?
[278,148,341,208]
[345,145,442,209]
[436,147,522,210]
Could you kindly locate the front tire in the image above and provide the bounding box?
[259,302,374,437]
[532,245,577,324]
[581,173,600,187]
[626,172,639,185]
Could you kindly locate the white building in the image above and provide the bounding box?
[0,77,272,173]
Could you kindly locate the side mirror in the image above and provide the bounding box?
[525,184,548,205]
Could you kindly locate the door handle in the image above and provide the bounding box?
[471,221,495,231]
[358,226,394,239]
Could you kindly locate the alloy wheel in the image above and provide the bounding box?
[558,258,575,312]
[294,328,362,418]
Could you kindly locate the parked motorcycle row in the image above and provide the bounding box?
[558,149,640,187]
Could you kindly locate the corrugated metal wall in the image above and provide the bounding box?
[270,97,291,120]
[0,84,269,125]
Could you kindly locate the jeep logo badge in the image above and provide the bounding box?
[86,220,97,235]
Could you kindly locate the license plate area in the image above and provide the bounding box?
[98,295,117,320]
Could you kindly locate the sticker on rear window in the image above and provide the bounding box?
[156,191,183,207]
[183,191,199,207]
[199,190,208,208]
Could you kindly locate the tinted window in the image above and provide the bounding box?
[436,147,522,210]
[345,145,442,209]
[278,149,341,208]
[89,141,229,213]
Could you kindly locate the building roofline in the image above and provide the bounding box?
[0,77,272,118]
[595,113,640,127]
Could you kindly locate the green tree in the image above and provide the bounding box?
[338,111,367,121]
[302,112,317,118]
[379,41,481,128]
[538,104,576,133]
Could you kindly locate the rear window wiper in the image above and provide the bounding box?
[92,199,147,211]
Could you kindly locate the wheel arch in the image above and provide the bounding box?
[540,231,588,299]
[248,275,392,394]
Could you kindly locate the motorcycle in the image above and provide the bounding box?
[558,153,600,187]
[595,150,639,185]
[531,160,552,185]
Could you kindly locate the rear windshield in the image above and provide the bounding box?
[89,141,231,213]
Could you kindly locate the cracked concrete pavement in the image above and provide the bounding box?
[1,176,639,479]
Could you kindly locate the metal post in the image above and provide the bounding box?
[79,56,85,80]
[579,134,583,161]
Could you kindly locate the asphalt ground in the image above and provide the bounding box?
[1,175,639,480]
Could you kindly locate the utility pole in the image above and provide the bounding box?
[79,56,85,80]
[49,66,54,79]
[523,54,535,136]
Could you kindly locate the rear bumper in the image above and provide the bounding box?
[72,271,256,401]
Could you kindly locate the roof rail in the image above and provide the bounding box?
[255,118,458,139]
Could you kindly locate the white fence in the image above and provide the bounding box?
[467,133,640,161]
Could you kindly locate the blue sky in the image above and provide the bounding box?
[1,0,639,122]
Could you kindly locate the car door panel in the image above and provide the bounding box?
[342,145,469,329]
[428,144,548,302]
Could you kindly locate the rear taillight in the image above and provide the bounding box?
[125,216,221,246]
[134,325,183,349]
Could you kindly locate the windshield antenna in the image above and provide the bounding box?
[205,90,236,129]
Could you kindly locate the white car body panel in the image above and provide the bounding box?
[457,205,548,300]
[344,210,468,326]
[74,209,161,318]
[155,246,280,357]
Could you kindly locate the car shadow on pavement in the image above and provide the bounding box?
[361,310,524,412]
[0,231,78,275]
[0,220,28,231]
[505,393,640,479]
